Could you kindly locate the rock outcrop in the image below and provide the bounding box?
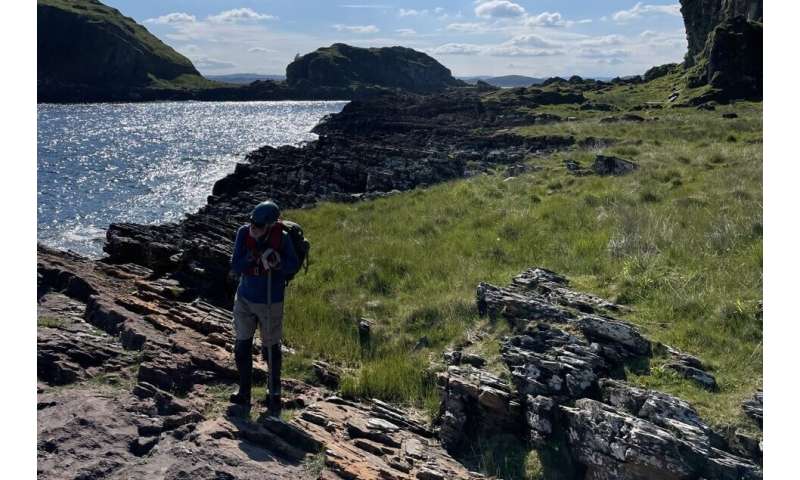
[680,0,762,65]
[37,244,482,479]
[287,43,465,94]
[38,0,206,102]
[435,268,763,479]
[679,0,763,100]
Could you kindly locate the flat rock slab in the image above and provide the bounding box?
[294,398,479,480]
[38,245,479,480]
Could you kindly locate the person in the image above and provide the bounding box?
[229,200,299,417]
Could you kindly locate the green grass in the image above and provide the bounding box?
[40,0,194,69]
[277,85,761,441]
[147,74,230,91]
[37,316,64,329]
[459,433,536,479]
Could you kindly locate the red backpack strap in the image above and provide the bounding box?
[243,232,261,275]
[267,221,283,251]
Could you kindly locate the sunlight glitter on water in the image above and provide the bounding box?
[38,101,347,257]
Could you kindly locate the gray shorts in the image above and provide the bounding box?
[233,294,284,346]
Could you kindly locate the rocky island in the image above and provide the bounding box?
[37,0,464,103]
[37,0,763,478]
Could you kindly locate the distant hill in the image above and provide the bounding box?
[38,0,219,102]
[205,74,285,85]
[286,43,465,94]
[456,76,491,83]
[483,75,545,87]
[37,2,466,102]
[459,75,620,88]
[458,75,545,87]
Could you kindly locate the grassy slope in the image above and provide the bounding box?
[39,0,228,91]
[242,77,757,478]
[40,0,193,68]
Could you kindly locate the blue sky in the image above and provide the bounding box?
[105,1,688,77]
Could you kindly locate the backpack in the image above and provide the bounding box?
[279,220,310,284]
[240,220,310,285]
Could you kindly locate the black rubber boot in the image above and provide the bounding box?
[262,343,282,417]
[230,338,253,405]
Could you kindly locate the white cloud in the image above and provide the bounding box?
[395,28,417,36]
[579,35,626,47]
[577,48,632,59]
[399,8,427,17]
[434,7,445,15]
[247,47,276,53]
[208,8,276,24]
[507,34,560,49]
[339,4,393,8]
[332,24,380,33]
[191,56,237,70]
[598,58,626,65]
[475,0,526,19]
[612,2,681,23]
[429,40,562,58]
[525,12,565,28]
[145,12,196,25]
[485,45,562,57]
[429,43,484,55]
[446,22,486,33]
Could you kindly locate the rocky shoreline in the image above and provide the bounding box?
[37,252,763,479]
[38,82,763,479]
[102,85,586,306]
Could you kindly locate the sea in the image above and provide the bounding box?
[37,101,347,258]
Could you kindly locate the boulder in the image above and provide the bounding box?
[592,155,639,176]
[470,268,762,479]
[742,390,763,427]
[436,364,523,452]
[562,398,762,480]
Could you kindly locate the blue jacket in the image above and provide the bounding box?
[230,224,299,304]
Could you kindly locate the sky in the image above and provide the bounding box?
[104,0,689,78]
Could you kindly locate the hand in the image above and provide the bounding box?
[260,249,282,270]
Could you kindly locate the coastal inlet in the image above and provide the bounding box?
[37,101,347,257]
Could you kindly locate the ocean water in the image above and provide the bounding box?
[37,101,347,258]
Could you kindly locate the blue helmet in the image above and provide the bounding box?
[249,201,280,227]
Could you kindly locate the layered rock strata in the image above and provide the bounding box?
[680,0,763,99]
[37,244,481,479]
[436,268,763,479]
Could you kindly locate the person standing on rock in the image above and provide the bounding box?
[229,200,299,417]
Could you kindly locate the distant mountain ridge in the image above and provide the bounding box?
[459,75,545,87]
[205,74,285,85]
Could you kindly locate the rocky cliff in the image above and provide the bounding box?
[679,0,762,99]
[286,43,466,94]
[680,0,763,64]
[37,0,212,102]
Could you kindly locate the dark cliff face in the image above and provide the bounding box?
[38,0,203,101]
[680,0,763,65]
[286,43,465,94]
[679,0,762,100]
